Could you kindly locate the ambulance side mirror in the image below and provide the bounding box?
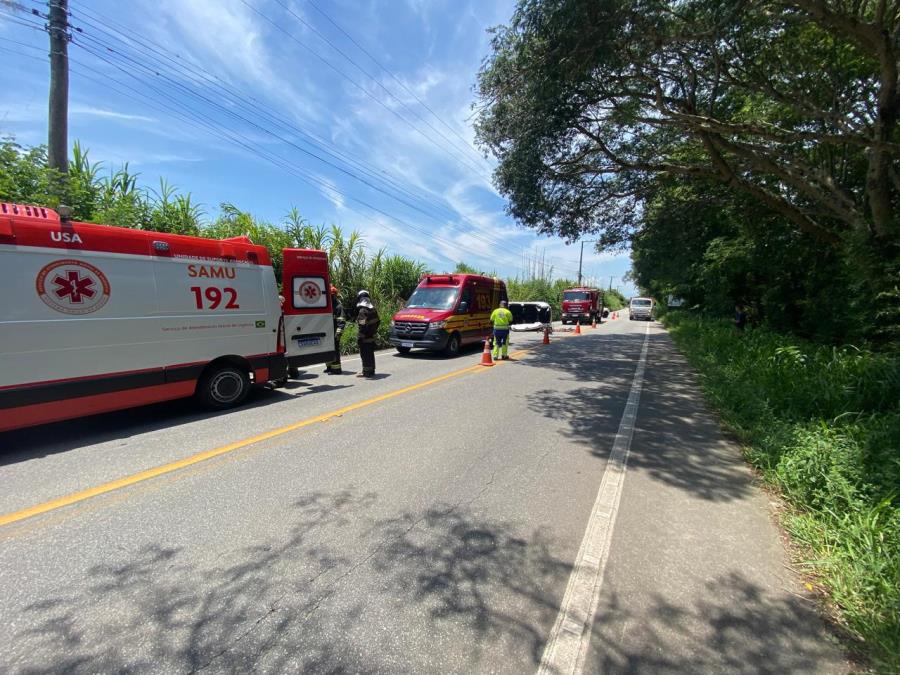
[457,301,468,313]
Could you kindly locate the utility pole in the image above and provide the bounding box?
[577,239,597,287]
[609,276,614,291]
[48,0,69,176]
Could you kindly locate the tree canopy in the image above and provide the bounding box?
[475,0,899,340]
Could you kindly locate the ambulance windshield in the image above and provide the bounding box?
[405,287,460,310]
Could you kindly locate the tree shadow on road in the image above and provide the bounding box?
[8,484,849,673]
[10,489,572,673]
[588,571,848,674]
[523,331,754,503]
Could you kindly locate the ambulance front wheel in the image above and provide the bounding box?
[197,364,251,409]
[443,332,461,357]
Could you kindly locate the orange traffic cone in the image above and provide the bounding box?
[543,326,550,344]
[479,338,494,366]
[612,311,617,320]
[574,320,582,335]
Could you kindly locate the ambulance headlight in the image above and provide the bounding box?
[430,320,447,329]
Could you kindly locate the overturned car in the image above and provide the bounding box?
[509,301,552,331]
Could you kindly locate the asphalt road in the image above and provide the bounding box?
[0,318,848,674]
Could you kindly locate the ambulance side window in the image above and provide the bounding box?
[458,284,473,312]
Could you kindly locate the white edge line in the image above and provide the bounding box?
[538,323,651,675]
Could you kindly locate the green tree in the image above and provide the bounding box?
[475,0,900,336]
[454,261,483,274]
[476,0,898,246]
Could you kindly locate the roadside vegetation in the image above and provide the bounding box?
[0,137,624,356]
[665,313,899,671]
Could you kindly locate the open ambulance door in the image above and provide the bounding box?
[282,249,335,373]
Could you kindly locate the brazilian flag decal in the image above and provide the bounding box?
[255,320,266,328]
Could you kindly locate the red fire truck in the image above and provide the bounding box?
[0,203,335,433]
[561,287,603,325]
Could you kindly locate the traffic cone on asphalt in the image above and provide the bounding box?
[479,338,494,367]
[574,319,582,335]
[543,326,550,344]
[612,311,617,320]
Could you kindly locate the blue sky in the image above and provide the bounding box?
[0,0,634,294]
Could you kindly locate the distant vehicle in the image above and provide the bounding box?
[509,301,551,330]
[561,287,603,325]
[629,297,654,321]
[667,295,685,308]
[0,203,334,433]
[388,273,507,356]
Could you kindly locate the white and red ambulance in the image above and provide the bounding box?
[0,202,335,433]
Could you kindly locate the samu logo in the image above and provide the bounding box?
[36,259,111,315]
[50,231,84,243]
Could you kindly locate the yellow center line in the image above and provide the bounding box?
[0,346,532,528]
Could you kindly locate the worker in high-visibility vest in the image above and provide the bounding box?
[490,300,514,360]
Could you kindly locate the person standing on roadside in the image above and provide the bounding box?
[324,286,346,374]
[490,300,514,360]
[355,290,380,378]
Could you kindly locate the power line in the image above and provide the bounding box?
[306,0,485,167]
[3,8,585,278]
[66,3,496,230]
[66,37,535,273]
[270,0,488,171]
[63,6,584,273]
[236,0,492,181]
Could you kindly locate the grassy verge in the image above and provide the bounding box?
[664,313,899,672]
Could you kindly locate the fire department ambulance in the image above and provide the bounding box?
[0,203,335,433]
[388,273,507,356]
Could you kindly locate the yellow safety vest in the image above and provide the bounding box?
[490,307,513,329]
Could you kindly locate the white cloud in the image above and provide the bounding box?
[145,0,322,122]
[69,105,156,123]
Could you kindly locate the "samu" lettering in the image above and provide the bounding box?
[187,264,236,279]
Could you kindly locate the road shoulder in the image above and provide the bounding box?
[584,324,849,673]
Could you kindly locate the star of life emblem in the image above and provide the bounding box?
[36,259,111,315]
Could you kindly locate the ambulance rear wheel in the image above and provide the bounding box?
[197,365,251,409]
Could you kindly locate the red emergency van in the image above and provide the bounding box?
[0,203,335,433]
[388,273,507,356]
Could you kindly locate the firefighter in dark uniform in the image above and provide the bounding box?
[355,290,380,378]
[324,285,345,374]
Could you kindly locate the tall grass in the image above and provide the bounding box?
[665,313,899,672]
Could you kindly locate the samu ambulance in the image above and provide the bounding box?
[0,203,335,433]
[388,273,507,356]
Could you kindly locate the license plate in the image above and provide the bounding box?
[295,337,321,347]
[401,341,413,348]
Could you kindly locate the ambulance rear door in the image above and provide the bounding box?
[282,248,335,370]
